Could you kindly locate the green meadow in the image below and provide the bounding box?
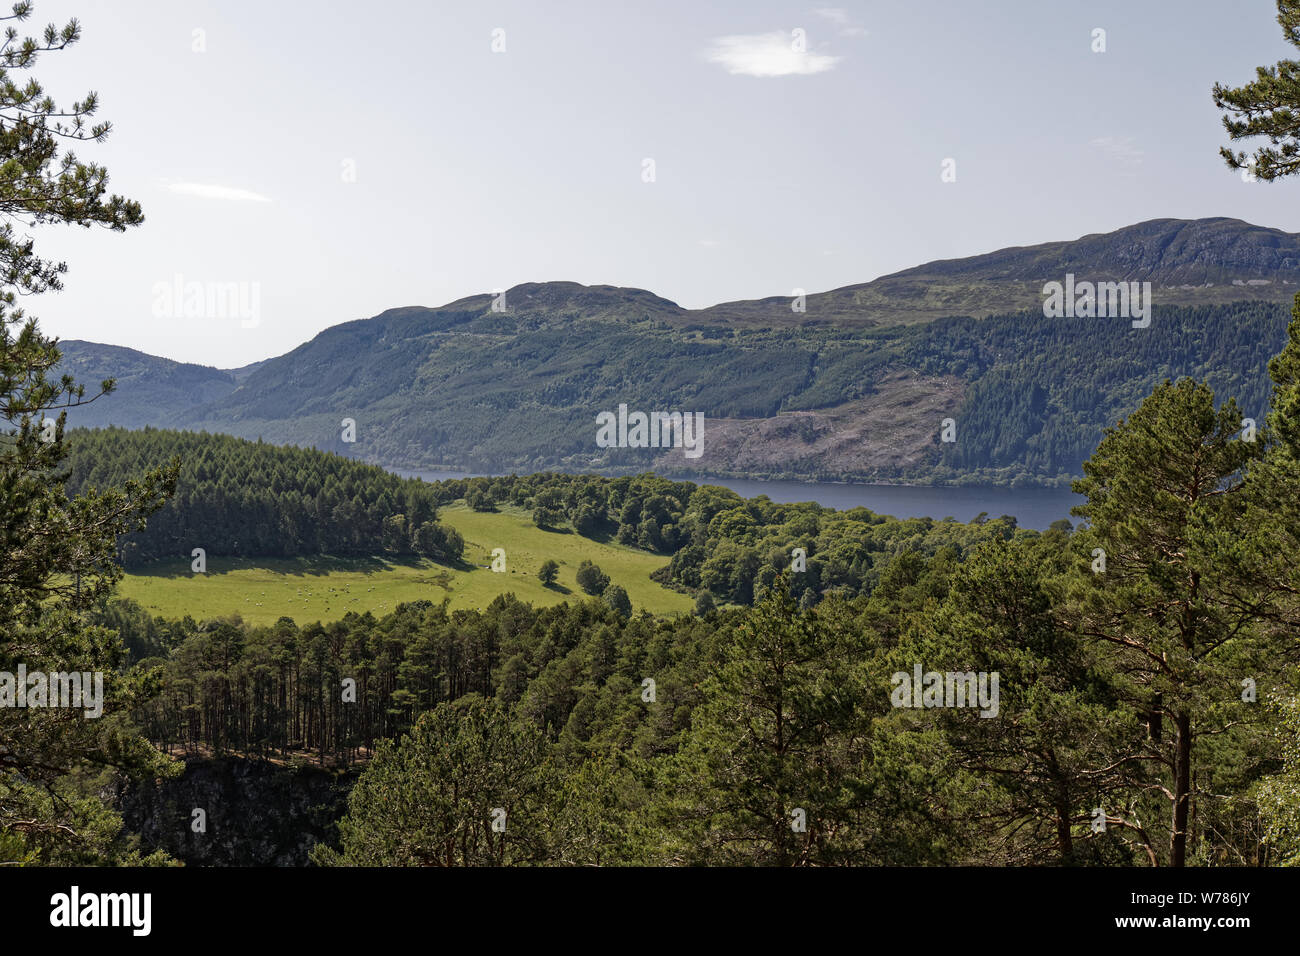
[116,502,693,626]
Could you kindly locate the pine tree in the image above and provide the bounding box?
[1064,380,1274,866]
[313,696,552,866]
[912,534,1139,865]
[663,576,865,865]
[0,3,176,863]
[1213,0,1300,180]
[1211,0,1300,864]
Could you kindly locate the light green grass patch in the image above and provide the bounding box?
[117,503,692,626]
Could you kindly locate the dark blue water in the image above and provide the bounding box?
[701,478,1081,530]
[394,469,1083,531]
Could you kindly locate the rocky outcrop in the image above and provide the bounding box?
[116,756,354,867]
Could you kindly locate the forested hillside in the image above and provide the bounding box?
[56,341,238,428]
[60,219,1300,487]
[920,301,1285,482]
[161,300,1292,485]
[65,429,461,565]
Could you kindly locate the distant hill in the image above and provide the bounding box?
[56,341,238,429]
[56,217,1300,485]
[698,217,1300,326]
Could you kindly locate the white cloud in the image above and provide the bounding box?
[704,32,841,77]
[698,238,722,248]
[815,8,868,37]
[1089,136,1144,167]
[165,182,272,202]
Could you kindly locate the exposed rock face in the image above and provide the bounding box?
[116,757,353,866]
[653,373,966,480]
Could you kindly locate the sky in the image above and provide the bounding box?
[19,0,1300,367]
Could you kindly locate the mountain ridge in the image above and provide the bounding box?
[56,217,1300,486]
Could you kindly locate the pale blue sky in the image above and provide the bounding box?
[24,0,1300,366]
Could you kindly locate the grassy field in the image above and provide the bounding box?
[116,502,693,626]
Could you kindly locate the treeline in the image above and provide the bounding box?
[425,471,1024,606]
[110,593,672,765]
[64,428,464,566]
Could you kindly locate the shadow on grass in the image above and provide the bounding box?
[574,528,619,545]
[124,552,475,579]
[434,555,478,573]
[536,524,629,548]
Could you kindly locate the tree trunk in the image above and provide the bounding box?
[1171,711,1192,866]
[1056,799,1074,863]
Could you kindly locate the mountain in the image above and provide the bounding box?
[442,281,686,323]
[57,341,239,430]
[56,217,1300,485]
[226,358,269,384]
[695,217,1300,326]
